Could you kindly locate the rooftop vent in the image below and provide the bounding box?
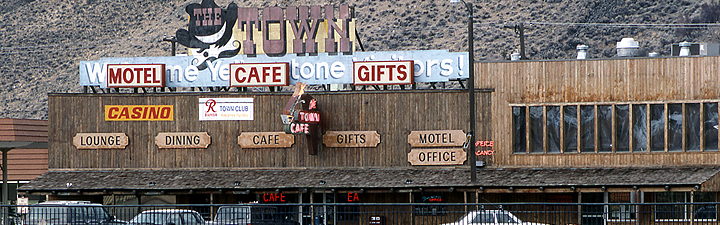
[576,45,588,59]
[671,42,720,56]
[616,38,639,57]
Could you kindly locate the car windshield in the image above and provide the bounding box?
[130,212,169,224]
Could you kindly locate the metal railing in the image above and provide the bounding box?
[3,202,719,225]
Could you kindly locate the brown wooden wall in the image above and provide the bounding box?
[0,118,49,180]
[478,56,720,167]
[48,91,491,169]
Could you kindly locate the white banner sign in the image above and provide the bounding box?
[199,98,254,121]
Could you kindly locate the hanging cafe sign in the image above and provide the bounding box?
[77,0,469,88]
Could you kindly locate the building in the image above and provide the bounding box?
[0,118,49,206]
[15,1,720,224]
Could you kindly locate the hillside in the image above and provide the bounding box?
[2,0,719,119]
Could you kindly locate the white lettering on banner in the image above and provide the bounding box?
[79,50,469,87]
[85,63,106,83]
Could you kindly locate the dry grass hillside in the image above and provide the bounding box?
[2,0,720,119]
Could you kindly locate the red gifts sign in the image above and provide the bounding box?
[353,60,414,85]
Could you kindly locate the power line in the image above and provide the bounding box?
[526,21,720,28]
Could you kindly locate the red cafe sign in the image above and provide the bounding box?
[229,62,289,87]
[106,64,165,88]
[353,60,414,85]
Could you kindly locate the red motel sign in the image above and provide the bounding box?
[106,64,165,88]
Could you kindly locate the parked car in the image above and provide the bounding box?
[128,209,203,225]
[24,200,126,225]
[441,210,547,225]
[207,205,298,225]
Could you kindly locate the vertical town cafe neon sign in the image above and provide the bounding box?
[282,83,321,155]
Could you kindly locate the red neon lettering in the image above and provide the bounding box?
[475,150,495,156]
[347,193,359,202]
[475,141,494,147]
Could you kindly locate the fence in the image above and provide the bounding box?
[4,202,720,225]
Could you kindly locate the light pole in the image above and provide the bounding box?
[450,0,476,183]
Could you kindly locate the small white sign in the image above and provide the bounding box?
[17,197,28,214]
[199,98,254,121]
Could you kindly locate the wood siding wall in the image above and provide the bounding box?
[478,56,720,167]
[48,91,491,169]
[0,119,49,180]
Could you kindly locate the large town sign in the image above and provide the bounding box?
[78,0,469,88]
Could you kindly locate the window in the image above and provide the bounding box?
[580,105,595,153]
[655,192,717,221]
[607,192,636,221]
[704,103,718,151]
[513,107,527,153]
[529,106,544,153]
[686,103,701,151]
[563,106,578,153]
[615,105,630,152]
[668,104,683,151]
[598,105,612,152]
[512,101,720,154]
[650,104,665,152]
[632,105,648,152]
[546,106,561,153]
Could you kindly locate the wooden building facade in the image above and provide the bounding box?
[18,55,720,224]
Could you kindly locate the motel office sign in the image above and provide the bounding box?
[78,1,469,88]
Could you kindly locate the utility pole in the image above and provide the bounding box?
[504,23,529,60]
